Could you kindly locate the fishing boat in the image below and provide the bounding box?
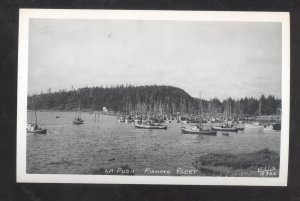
[181,125,217,135]
[211,124,239,132]
[272,122,281,131]
[181,92,216,135]
[263,125,273,132]
[236,127,244,131]
[244,97,265,131]
[244,122,264,130]
[134,122,167,129]
[179,116,188,124]
[211,99,238,132]
[27,108,47,134]
[73,104,84,125]
[222,132,229,136]
[125,115,134,123]
[118,116,125,123]
[73,117,84,125]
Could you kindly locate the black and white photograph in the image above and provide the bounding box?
[17,9,290,185]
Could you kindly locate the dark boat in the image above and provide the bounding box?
[211,125,238,132]
[181,126,217,135]
[73,104,84,125]
[73,117,84,125]
[272,122,281,131]
[134,123,167,129]
[222,132,229,136]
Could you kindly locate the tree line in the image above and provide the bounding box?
[27,85,281,116]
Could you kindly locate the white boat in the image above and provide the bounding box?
[263,125,273,132]
[244,123,264,132]
[27,123,47,134]
[27,109,47,134]
[125,118,134,123]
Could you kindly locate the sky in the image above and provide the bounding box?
[28,19,282,100]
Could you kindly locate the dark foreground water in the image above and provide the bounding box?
[27,111,280,176]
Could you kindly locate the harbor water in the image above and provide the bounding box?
[27,111,281,175]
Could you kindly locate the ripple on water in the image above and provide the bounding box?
[27,112,281,175]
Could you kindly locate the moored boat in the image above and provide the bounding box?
[244,123,264,130]
[211,125,238,132]
[181,125,217,135]
[222,132,229,136]
[272,122,281,131]
[134,123,167,129]
[27,108,47,134]
[73,117,84,125]
[73,104,84,125]
[27,123,47,134]
[263,125,273,132]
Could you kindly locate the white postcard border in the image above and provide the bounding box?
[17,9,290,186]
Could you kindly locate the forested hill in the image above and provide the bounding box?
[27,85,197,113]
[27,85,281,116]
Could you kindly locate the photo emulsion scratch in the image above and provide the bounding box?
[17,9,290,185]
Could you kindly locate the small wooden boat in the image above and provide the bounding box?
[73,117,84,125]
[244,123,264,130]
[73,103,84,125]
[211,125,238,132]
[272,122,281,131]
[134,123,167,129]
[27,123,47,134]
[118,116,126,123]
[125,119,134,123]
[181,126,217,135]
[27,108,47,134]
[236,127,244,131]
[264,125,273,132]
[56,116,60,118]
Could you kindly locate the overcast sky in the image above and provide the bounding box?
[28,19,282,100]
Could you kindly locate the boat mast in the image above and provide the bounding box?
[259,96,262,116]
[199,92,201,126]
[79,103,81,119]
[34,106,37,125]
[226,97,229,126]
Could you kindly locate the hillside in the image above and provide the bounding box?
[27,85,281,116]
[28,85,198,114]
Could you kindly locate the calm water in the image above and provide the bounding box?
[27,111,281,175]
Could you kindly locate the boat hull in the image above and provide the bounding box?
[27,129,47,134]
[211,126,238,132]
[244,124,264,129]
[73,121,84,125]
[181,127,217,135]
[134,123,167,129]
[272,123,281,131]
